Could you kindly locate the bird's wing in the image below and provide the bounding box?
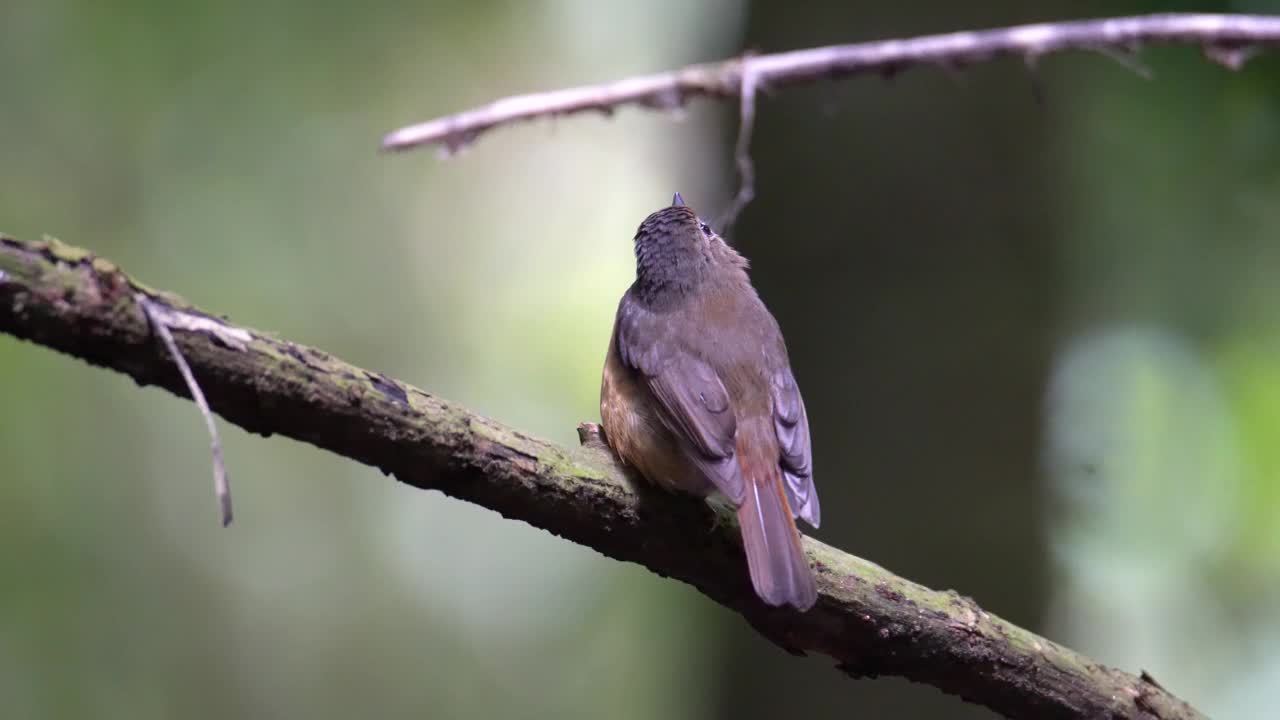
[616,294,744,503]
[772,367,820,527]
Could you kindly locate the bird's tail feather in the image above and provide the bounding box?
[737,455,817,611]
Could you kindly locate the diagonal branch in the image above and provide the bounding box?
[381,13,1280,154]
[0,233,1206,720]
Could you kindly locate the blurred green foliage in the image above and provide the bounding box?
[1,1,745,718]
[3,2,1279,719]
[1043,17,1280,709]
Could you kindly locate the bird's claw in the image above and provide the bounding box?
[705,495,738,533]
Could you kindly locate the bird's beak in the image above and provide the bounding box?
[672,192,685,207]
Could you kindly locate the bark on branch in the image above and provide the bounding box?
[381,12,1280,153]
[0,234,1206,720]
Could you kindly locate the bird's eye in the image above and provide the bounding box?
[698,222,712,236]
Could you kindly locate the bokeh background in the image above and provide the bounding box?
[3,1,1278,718]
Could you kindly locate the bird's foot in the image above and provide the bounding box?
[577,422,608,448]
[705,495,738,533]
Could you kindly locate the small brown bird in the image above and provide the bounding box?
[600,193,820,610]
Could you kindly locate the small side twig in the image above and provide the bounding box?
[717,59,759,236]
[1093,44,1153,79]
[137,295,242,526]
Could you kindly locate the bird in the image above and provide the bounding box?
[599,193,820,611]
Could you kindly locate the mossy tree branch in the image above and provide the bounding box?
[0,234,1205,720]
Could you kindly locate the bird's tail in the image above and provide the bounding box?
[736,427,817,611]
